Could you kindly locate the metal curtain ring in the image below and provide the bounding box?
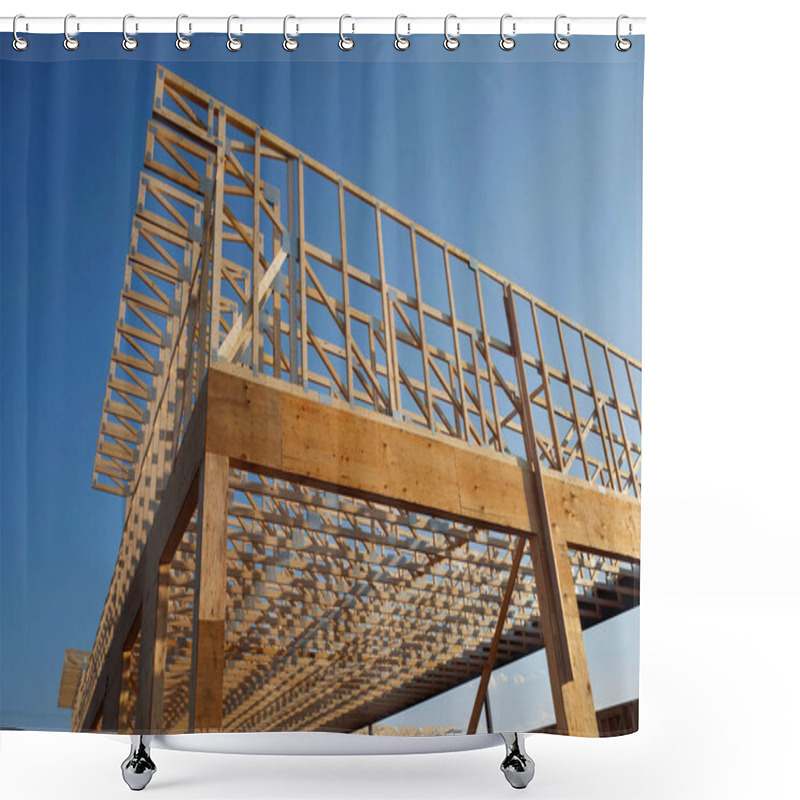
[339,15,354,50]
[176,14,191,50]
[553,14,570,51]
[499,14,515,51]
[444,14,460,51]
[283,15,298,51]
[122,15,138,51]
[616,14,632,51]
[63,14,79,50]
[394,15,410,51]
[12,14,28,51]
[227,15,242,51]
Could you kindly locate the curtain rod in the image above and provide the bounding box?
[0,16,646,36]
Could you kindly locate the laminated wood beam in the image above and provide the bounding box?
[188,451,230,732]
[135,561,173,733]
[543,472,640,561]
[206,363,540,535]
[205,363,639,562]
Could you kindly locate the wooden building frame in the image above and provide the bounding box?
[66,66,641,737]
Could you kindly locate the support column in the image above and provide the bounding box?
[528,528,598,735]
[135,461,202,733]
[136,559,172,733]
[149,562,171,731]
[504,287,598,736]
[467,535,526,734]
[103,641,123,732]
[188,451,229,732]
[484,691,494,734]
[118,650,132,732]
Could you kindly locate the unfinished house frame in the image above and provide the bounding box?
[65,66,641,738]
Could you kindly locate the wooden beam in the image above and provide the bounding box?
[528,531,599,736]
[543,471,640,561]
[57,650,90,709]
[466,535,526,734]
[102,641,123,733]
[484,691,494,734]
[151,562,171,732]
[118,649,133,732]
[135,559,175,733]
[206,363,640,561]
[133,465,200,733]
[188,451,230,732]
[78,382,208,731]
[505,286,599,736]
[206,363,539,534]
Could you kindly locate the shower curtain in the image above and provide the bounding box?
[0,28,643,741]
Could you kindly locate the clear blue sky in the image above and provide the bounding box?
[0,34,643,731]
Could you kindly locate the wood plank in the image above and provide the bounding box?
[287,157,299,383]
[542,471,640,561]
[409,226,434,430]
[252,129,262,377]
[466,535,526,734]
[452,445,541,534]
[135,559,174,733]
[57,650,90,709]
[118,649,133,732]
[527,529,598,736]
[338,180,354,401]
[298,157,309,387]
[505,286,599,736]
[102,641,123,732]
[78,383,208,731]
[188,451,230,732]
[150,562,171,732]
[374,206,398,415]
[205,364,638,561]
[209,112,227,361]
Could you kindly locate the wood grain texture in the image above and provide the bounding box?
[543,471,641,561]
[207,365,541,534]
[188,451,229,732]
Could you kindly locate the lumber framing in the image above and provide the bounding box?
[69,66,642,738]
[57,650,90,709]
[188,452,230,731]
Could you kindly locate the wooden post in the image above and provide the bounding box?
[484,691,494,734]
[287,155,299,384]
[135,553,174,733]
[527,532,598,735]
[103,641,123,732]
[135,455,202,733]
[209,110,227,363]
[118,650,132,732]
[466,535,526,734]
[504,286,599,737]
[252,129,262,378]
[149,563,171,732]
[188,451,229,732]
